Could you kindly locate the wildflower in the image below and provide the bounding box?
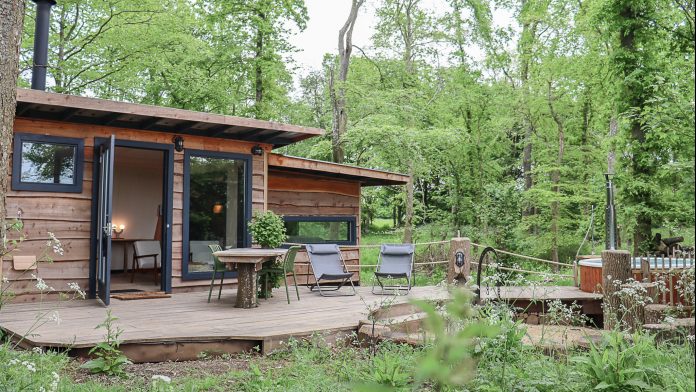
[46,232,64,256]
[32,274,52,292]
[67,282,86,299]
[32,347,43,354]
[22,360,37,372]
[152,375,172,383]
[49,310,61,325]
[2,276,8,283]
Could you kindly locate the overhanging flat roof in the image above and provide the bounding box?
[269,154,409,186]
[15,89,324,147]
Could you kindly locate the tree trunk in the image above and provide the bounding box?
[253,11,266,119]
[548,82,565,272]
[602,250,632,330]
[606,116,618,174]
[331,0,364,164]
[519,10,538,219]
[235,263,258,308]
[403,162,415,243]
[1,0,25,244]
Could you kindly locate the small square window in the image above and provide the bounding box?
[12,133,84,193]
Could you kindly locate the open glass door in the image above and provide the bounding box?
[96,135,115,305]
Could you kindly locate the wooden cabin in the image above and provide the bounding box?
[4,88,408,304]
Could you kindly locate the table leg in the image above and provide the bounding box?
[235,263,258,308]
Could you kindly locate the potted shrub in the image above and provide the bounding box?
[248,211,288,298]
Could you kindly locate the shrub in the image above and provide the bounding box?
[248,211,287,248]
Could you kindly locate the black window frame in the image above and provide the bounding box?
[181,149,252,281]
[283,215,357,246]
[12,133,84,193]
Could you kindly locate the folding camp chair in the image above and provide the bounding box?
[372,244,415,295]
[306,244,356,297]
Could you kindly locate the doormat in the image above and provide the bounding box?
[110,289,144,294]
[111,291,171,300]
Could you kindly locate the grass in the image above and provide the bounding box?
[3,326,694,392]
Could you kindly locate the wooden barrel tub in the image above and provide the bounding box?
[578,257,694,304]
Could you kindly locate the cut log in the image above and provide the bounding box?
[644,304,694,324]
[602,250,632,330]
[235,264,257,308]
[643,318,695,344]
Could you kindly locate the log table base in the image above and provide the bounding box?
[213,248,287,309]
[235,263,258,308]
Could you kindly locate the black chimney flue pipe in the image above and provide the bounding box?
[31,0,57,91]
[605,173,617,250]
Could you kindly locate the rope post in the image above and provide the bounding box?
[448,237,470,285]
[602,249,632,330]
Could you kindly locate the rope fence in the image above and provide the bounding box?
[285,238,575,280]
[470,242,574,268]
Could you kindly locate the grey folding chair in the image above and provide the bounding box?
[306,244,356,297]
[372,244,415,295]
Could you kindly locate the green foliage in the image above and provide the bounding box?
[414,288,499,387]
[17,0,694,259]
[573,332,663,392]
[248,211,287,248]
[81,310,131,376]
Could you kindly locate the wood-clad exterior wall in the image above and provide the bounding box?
[267,169,361,285]
[4,117,270,295]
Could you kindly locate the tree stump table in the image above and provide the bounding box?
[213,248,287,308]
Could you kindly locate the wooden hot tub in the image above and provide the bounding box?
[578,257,693,302]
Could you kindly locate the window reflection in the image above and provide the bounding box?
[284,219,352,244]
[20,141,76,184]
[187,155,246,273]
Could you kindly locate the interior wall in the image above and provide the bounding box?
[111,146,164,270]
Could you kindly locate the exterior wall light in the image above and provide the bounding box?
[251,145,264,156]
[173,136,184,152]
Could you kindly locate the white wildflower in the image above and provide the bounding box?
[48,310,61,325]
[152,375,172,383]
[2,276,8,283]
[46,232,64,256]
[67,282,86,299]
[32,346,43,354]
[22,360,36,372]
[32,274,51,292]
[663,316,676,324]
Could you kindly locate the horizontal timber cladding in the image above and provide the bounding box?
[4,117,270,295]
[267,169,362,285]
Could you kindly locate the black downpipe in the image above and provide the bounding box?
[605,173,617,250]
[31,0,56,91]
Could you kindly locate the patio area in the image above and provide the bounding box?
[1,286,448,362]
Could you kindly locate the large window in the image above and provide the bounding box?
[183,150,251,279]
[12,133,84,192]
[283,216,356,245]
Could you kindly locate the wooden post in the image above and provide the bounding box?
[448,237,470,285]
[602,249,631,330]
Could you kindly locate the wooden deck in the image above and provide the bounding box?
[0,285,601,362]
[0,286,448,362]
